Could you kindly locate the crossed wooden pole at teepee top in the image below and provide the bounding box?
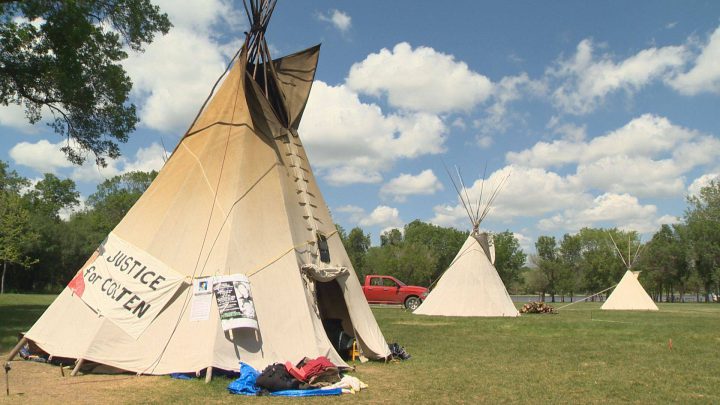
[442,162,510,235]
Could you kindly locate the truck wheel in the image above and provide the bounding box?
[404,296,421,311]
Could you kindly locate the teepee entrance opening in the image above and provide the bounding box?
[316,279,355,359]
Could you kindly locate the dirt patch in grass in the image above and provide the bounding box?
[1,359,180,404]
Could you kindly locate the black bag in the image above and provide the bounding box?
[388,342,411,360]
[255,363,302,392]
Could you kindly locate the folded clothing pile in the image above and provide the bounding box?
[228,357,367,397]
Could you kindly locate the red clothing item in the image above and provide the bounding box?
[285,356,335,382]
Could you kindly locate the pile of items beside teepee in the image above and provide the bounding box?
[601,234,658,311]
[414,169,518,317]
[7,0,390,380]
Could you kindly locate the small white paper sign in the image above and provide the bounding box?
[190,277,213,321]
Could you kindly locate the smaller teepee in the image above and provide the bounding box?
[601,233,658,311]
[414,167,518,317]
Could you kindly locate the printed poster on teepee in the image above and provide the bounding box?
[67,233,186,339]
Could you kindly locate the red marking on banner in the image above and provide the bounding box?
[68,271,86,297]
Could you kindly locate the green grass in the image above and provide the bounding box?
[2,296,720,403]
[0,293,56,352]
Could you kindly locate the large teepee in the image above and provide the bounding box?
[414,169,518,317]
[601,234,658,311]
[13,0,390,376]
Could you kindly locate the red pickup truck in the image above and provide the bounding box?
[361,275,428,310]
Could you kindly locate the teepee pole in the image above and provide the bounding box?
[205,366,213,383]
[71,358,84,376]
[5,337,27,363]
[608,232,629,269]
[443,163,474,226]
[475,163,488,222]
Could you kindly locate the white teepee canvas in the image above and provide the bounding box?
[601,270,658,311]
[414,168,518,317]
[601,234,658,311]
[17,0,390,376]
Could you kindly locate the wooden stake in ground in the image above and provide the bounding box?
[4,362,10,396]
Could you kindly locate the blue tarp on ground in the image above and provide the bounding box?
[227,362,261,396]
[270,388,343,397]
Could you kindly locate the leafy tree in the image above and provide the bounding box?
[0,192,39,293]
[85,170,157,231]
[380,228,402,247]
[21,174,79,290]
[25,173,79,219]
[534,235,562,302]
[575,228,625,296]
[0,0,171,165]
[684,179,720,300]
[0,160,29,193]
[58,170,158,288]
[493,230,526,290]
[345,227,371,278]
[403,220,467,281]
[523,265,549,299]
[637,224,688,301]
[364,243,438,286]
[557,233,582,301]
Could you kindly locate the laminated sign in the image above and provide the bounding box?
[213,274,258,331]
[67,233,186,339]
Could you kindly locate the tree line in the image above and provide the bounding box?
[527,180,720,302]
[2,159,718,304]
[0,161,156,293]
[339,181,720,304]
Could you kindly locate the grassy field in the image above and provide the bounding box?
[1,294,720,403]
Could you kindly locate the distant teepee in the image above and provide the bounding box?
[601,233,658,311]
[415,167,518,317]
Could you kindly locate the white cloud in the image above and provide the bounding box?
[477,135,493,149]
[451,118,467,130]
[70,160,122,183]
[124,28,230,134]
[509,114,700,168]
[122,0,246,135]
[507,114,719,198]
[573,156,685,197]
[10,138,166,183]
[512,231,534,254]
[688,173,719,196]
[299,81,447,185]
[549,39,687,114]
[547,118,587,142]
[153,0,244,34]
[316,9,352,33]
[668,26,720,95]
[475,73,545,135]
[323,167,382,187]
[431,165,590,227]
[656,214,680,226]
[335,205,365,223]
[380,169,444,202]
[538,193,659,233]
[0,103,40,133]
[359,205,403,228]
[346,42,493,114]
[10,140,74,173]
[337,204,403,229]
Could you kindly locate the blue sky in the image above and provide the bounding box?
[1,1,719,252]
